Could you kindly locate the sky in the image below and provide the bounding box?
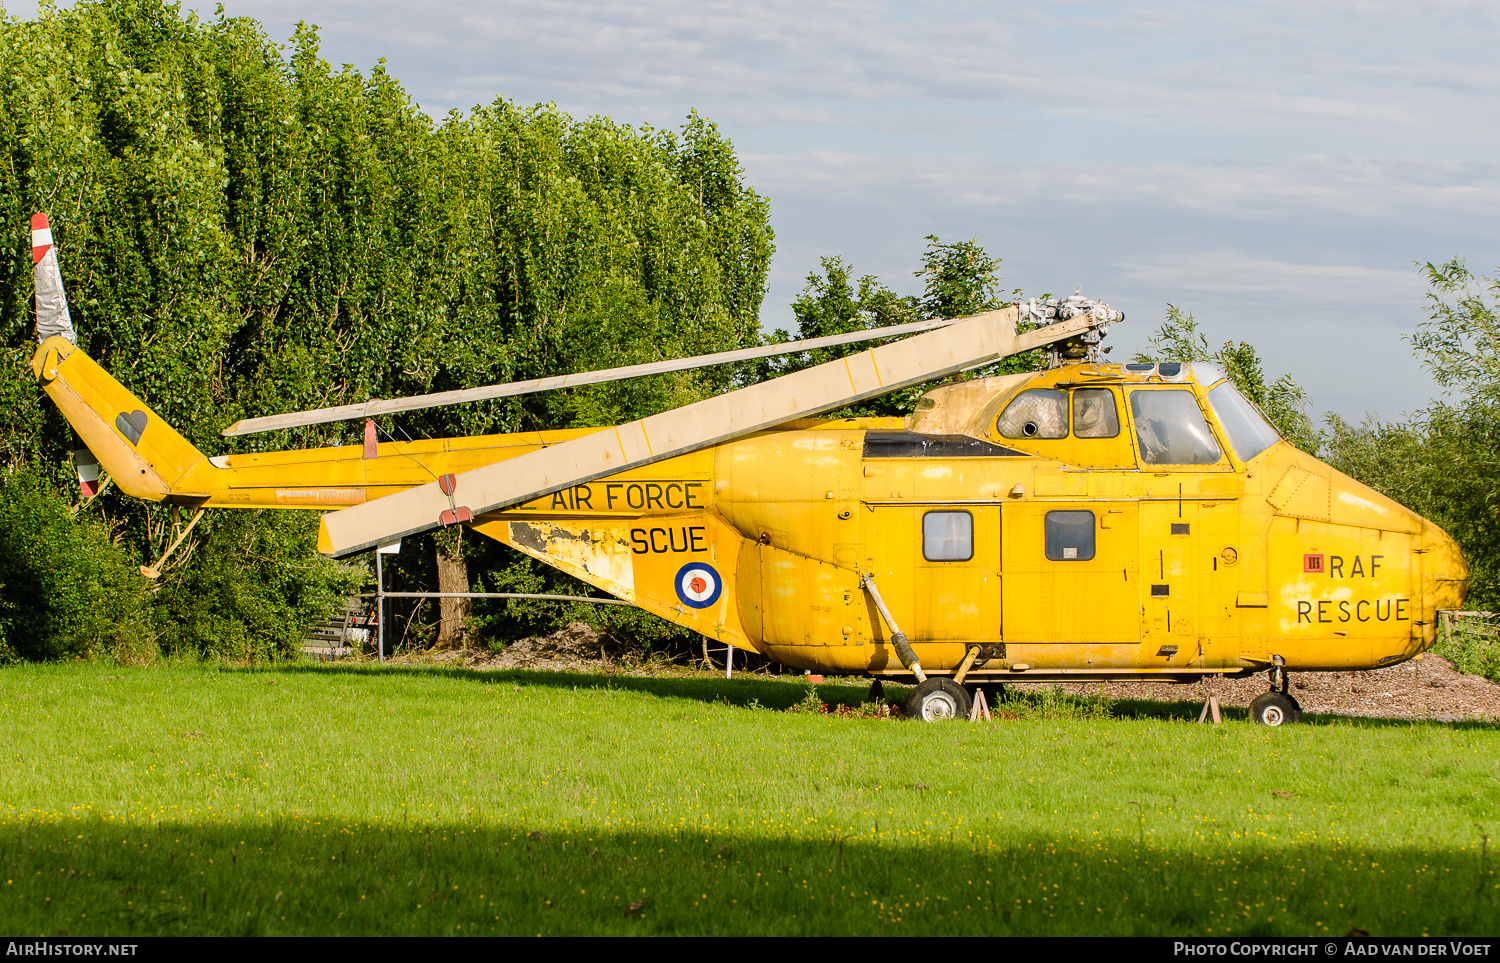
[154,1,1500,420]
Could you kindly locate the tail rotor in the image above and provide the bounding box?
[32,212,75,344]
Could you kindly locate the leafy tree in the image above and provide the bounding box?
[0,0,773,657]
[766,235,1033,417]
[917,235,1003,320]
[1322,259,1500,612]
[150,509,363,661]
[0,469,151,662]
[1409,258,1500,407]
[1135,306,1319,453]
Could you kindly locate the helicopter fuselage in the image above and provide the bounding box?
[33,337,1466,682]
[470,361,1467,681]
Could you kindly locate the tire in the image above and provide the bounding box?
[906,678,972,722]
[1249,691,1298,727]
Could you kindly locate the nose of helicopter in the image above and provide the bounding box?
[1303,457,1468,660]
[1421,517,1468,640]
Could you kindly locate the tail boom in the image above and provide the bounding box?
[33,337,212,501]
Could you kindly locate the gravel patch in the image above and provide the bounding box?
[404,622,633,673]
[1040,654,1500,722]
[395,625,1500,723]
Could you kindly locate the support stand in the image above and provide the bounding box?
[1196,694,1222,724]
[375,550,385,662]
[969,687,992,722]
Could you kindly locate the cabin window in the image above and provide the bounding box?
[1207,382,1281,462]
[1072,388,1120,438]
[1128,389,1222,465]
[923,511,974,561]
[996,389,1067,439]
[1045,511,1095,561]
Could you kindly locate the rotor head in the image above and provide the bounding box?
[1018,290,1122,366]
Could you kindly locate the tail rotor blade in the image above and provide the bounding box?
[31,213,75,344]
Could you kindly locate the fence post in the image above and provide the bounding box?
[376,551,385,662]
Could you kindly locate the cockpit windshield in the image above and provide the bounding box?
[1129,389,1221,465]
[1207,381,1282,462]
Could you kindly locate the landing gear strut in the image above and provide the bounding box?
[1250,656,1302,726]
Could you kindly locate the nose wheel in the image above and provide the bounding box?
[906,678,972,721]
[1251,659,1302,725]
[1249,691,1301,726]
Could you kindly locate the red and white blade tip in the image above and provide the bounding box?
[31,213,53,264]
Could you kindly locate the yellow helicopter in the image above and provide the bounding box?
[26,213,1468,724]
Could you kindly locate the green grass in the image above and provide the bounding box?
[1,663,1497,936]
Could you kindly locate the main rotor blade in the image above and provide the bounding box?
[221,316,960,437]
[318,307,1103,558]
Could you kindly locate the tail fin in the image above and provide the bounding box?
[28,211,212,502]
[31,213,75,344]
[32,337,213,501]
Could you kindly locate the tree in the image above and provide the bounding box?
[1409,258,1500,408]
[1320,258,1500,611]
[0,472,151,662]
[0,0,773,657]
[1135,306,1319,453]
[916,235,1002,320]
[767,235,1032,416]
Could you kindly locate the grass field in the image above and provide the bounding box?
[1,662,1497,936]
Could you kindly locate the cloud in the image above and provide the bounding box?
[744,150,1500,227]
[1112,251,1418,302]
[189,0,1500,150]
[135,0,1500,416]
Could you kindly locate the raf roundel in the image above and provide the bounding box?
[675,562,722,609]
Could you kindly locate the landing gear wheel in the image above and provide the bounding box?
[1249,691,1299,726]
[906,679,972,722]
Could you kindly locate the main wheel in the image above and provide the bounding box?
[1249,691,1299,726]
[906,679,972,722]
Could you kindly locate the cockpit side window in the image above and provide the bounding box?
[1207,381,1282,462]
[1128,389,1222,465]
[1072,388,1120,438]
[996,389,1067,439]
